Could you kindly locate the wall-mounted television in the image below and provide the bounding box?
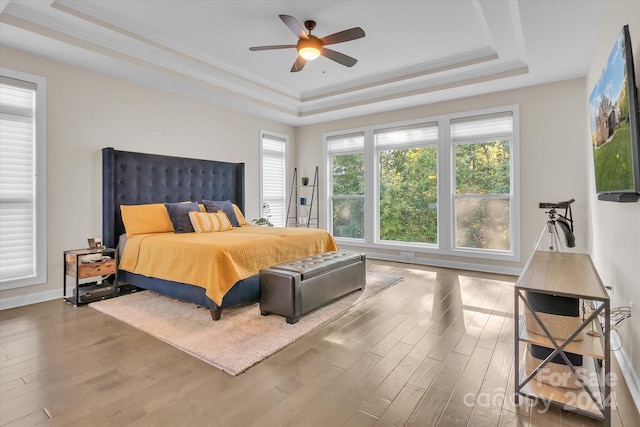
[589,25,640,202]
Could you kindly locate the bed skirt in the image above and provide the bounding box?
[118,270,260,318]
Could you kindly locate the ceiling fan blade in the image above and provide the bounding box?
[321,48,358,67]
[249,45,296,51]
[321,27,365,46]
[291,56,307,72]
[279,14,308,40]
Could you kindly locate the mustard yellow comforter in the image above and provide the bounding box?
[119,226,338,305]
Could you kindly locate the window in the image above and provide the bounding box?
[0,70,47,289]
[327,133,365,239]
[376,123,439,244]
[452,112,513,252]
[324,106,518,261]
[260,131,287,227]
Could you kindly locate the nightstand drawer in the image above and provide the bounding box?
[65,258,116,278]
[78,259,116,279]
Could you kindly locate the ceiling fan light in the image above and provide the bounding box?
[297,36,322,60]
[299,46,321,60]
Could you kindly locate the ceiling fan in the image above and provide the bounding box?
[249,15,365,72]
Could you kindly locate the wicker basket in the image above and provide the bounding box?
[525,345,585,389]
[525,310,584,341]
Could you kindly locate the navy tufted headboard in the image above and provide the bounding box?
[102,147,245,249]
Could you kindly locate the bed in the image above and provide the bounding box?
[102,147,337,320]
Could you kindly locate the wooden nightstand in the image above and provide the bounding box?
[63,247,118,305]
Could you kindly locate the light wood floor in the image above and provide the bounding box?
[1,260,638,426]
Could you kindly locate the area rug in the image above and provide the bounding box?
[90,271,402,375]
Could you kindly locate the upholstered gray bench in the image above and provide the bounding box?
[259,251,366,324]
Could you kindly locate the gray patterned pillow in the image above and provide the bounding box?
[202,199,239,227]
[164,202,201,233]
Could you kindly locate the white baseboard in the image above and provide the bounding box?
[0,288,61,310]
[613,345,640,413]
[364,251,522,276]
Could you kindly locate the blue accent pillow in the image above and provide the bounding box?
[202,199,239,227]
[164,202,201,233]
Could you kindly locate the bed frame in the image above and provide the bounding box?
[102,147,259,320]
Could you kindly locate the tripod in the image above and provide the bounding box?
[536,199,575,252]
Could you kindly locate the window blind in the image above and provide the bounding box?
[261,134,286,227]
[0,77,37,283]
[327,132,365,154]
[451,112,513,141]
[374,122,438,149]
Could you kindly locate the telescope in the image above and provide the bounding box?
[536,198,575,250]
[538,198,575,209]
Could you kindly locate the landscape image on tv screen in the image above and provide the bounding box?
[589,27,636,193]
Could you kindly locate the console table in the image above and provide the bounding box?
[514,251,610,424]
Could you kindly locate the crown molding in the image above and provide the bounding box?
[301,47,499,101]
[299,60,529,116]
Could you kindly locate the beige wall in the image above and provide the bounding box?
[0,46,294,304]
[586,0,640,380]
[296,78,589,273]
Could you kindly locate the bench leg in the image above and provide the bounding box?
[286,317,299,324]
[210,308,222,321]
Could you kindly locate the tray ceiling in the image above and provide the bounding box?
[0,0,607,125]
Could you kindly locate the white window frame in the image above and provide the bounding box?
[259,130,288,227]
[374,122,439,246]
[451,111,515,256]
[323,105,520,262]
[0,68,47,290]
[325,132,366,241]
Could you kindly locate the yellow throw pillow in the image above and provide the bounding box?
[120,204,174,237]
[189,211,233,233]
[232,203,249,226]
